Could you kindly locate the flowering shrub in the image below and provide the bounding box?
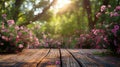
[75,29,108,49]
[40,34,62,48]
[74,5,120,55]
[0,14,40,53]
[95,5,120,54]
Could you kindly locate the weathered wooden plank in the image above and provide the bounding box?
[68,49,104,67]
[0,49,34,66]
[0,54,16,61]
[0,49,49,67]
[15,49,50,67]
[61,49,80,67]
[37,49,60,67]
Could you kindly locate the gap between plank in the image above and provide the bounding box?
[66,49,83,67]
[36,48,51,67]
[59,48,63,67]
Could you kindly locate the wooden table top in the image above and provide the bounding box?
[0,49,120,67]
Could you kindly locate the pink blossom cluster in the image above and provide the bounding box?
[0,22,40,49]
[76,34,90,48]
[38,33,63,48]
[2,14,7,19]
[7,20,15,26]
[75,29,108,49]
[96,12,102,18]
[96,5,120,18]
[96,5,107,18]
[110,6,120,17]
[110,12,119,17]
[100,5,107,12]
[0,14,40,52]
[115,6,120,11]
[91,29,108,48]
[111,25,119,37]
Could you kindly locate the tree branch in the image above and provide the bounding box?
[12,0,24,21]
[20,0,57,26]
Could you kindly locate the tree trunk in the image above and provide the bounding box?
[117,0,120,5]
[83,0,93,30]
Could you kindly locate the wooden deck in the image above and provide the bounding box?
[0,49,120,67]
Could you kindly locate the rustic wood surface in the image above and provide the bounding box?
[68,49,103,67]
[0,49,120,67]
[61,49,80,67]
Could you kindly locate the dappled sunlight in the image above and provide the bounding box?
[50,0,72,14]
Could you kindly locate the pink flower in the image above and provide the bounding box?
[112,29,115,32]
[2,36,6,40]
[18,32,22,36]
[34,37,39,41]
[15,26,19,30]
[55,60,60,65]
[2,14,7,19]
[100,5,106,12]
[1,29,9,32]
[104,37,108,43]
[93,30,98,35]
[111,29,117,36]
[114,25,119,30]
[110,12,119,17]
[20,26,24,30]
[115,6,120,11]
[19,44,24,48]
[7,20,15,26]
[16,35,19,39]
[96,12,102,18]
[92,29,97,35]
[0,43,4,46]
[2,36,9,41]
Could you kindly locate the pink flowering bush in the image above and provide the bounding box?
[40,34,62,48]
[0,14,40,53]
[95,5,120,54]
[75,5,120,54]
[75,29,108,49]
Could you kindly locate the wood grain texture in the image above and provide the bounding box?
[68,49,104,67]
[37,49,60,67]
[0,49,49,67]
[61,49,80,67]
[0,49,119,67]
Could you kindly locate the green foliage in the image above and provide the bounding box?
[0,0,120,49]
